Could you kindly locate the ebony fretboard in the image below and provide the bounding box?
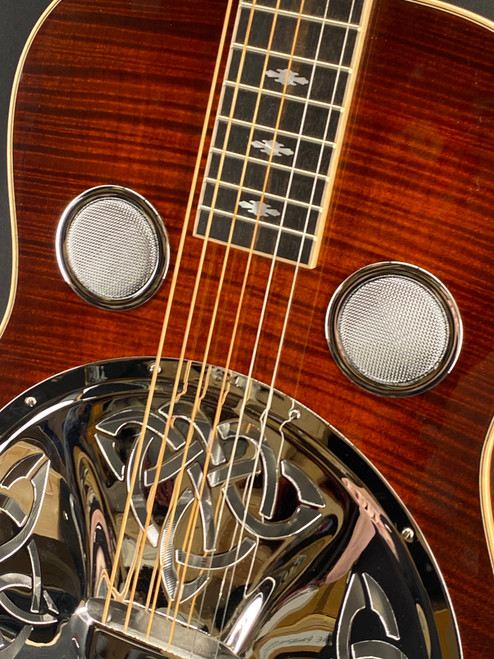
[195,0,369,267]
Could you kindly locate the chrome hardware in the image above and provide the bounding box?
[78,598,239,659]
[0,357,460,657]
[336,573,405,659]
[147,361,162,374]
[56,185,170,310]
[402,527,416,543]
[326,262,463,396]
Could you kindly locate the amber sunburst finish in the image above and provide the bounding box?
[2,0,494,654]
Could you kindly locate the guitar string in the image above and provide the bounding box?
[141,357,202,614]
[143,0,366,644]
[162,0,297,642]
[194,0,361,642]
[123,364,210,630]
[143,361,193,611]
[154,0,328,642]
[151,3,340,636]
[149,0,360,644]
[131,0,277,641]
[128,7,328,636]
[208,0,352,636]
[138,0,358,644]
[101,0,237,625]
[190,0,361,642]
[159,0,352,644]
[235,0,362,610]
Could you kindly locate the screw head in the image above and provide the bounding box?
[147,362,162,374]
[401,527,415,543]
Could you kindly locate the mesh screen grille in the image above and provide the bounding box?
[337,275,450,386]
[65,197,160,301]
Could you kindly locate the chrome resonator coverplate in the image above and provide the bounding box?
[0,358,460,658]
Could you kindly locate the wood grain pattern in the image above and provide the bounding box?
[2,0,494,653]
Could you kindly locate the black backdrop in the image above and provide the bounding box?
[451,0,494,16]
[0,0,493,316]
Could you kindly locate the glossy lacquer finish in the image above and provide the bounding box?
[2,0,494,654]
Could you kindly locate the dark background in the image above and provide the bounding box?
[5,0,491,94]
[446,0,494,17]
[0,0,493,316]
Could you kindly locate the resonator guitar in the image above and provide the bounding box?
[0,0,493,656]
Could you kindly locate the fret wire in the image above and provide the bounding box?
[183,0,296,631]
[202,178,324,210]
[264,0,342,247]
[259,0,358,266]
[194,221,315,266]
[231,42,353,73]
[195,0,366,266]
[210,146,330,179]
[199,205,319,239]
[292,0,360,263]
[239,0,360,29]
[222,82,344,111]
[215,116,337,145]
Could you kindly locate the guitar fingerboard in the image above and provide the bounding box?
[195,0,368,267]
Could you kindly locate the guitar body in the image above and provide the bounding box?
[1,0,494,655]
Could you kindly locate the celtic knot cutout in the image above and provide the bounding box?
[0,453,58,658]
[335,572,411,659]
[95,401,324,601]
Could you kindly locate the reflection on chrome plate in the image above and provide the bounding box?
[0,358,460,657]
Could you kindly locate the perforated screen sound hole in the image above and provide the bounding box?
[57,186,169,310]
[326,263,462,396]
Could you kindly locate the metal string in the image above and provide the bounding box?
[224,0,361,618]
[134,0,281,643]
[163,0,294,642]
[101,0,237,625]
[203,0,365,643]
[174,0,366,648]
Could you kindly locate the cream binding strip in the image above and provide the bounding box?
[480,419,494,575]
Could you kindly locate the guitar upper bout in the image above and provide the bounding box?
[0,0,63,342]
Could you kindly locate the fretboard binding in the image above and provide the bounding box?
[198,204,319,240]
[216,115,338,145]
[210,146,330,179]
[202,179,323,211]
[239,1,360,30]
[222,81,344,111]
[231,42,353,74]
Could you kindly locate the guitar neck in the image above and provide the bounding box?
[196,0,373,267]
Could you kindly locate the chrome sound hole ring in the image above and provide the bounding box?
[56,185,170,310]
[326,262,463,397]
